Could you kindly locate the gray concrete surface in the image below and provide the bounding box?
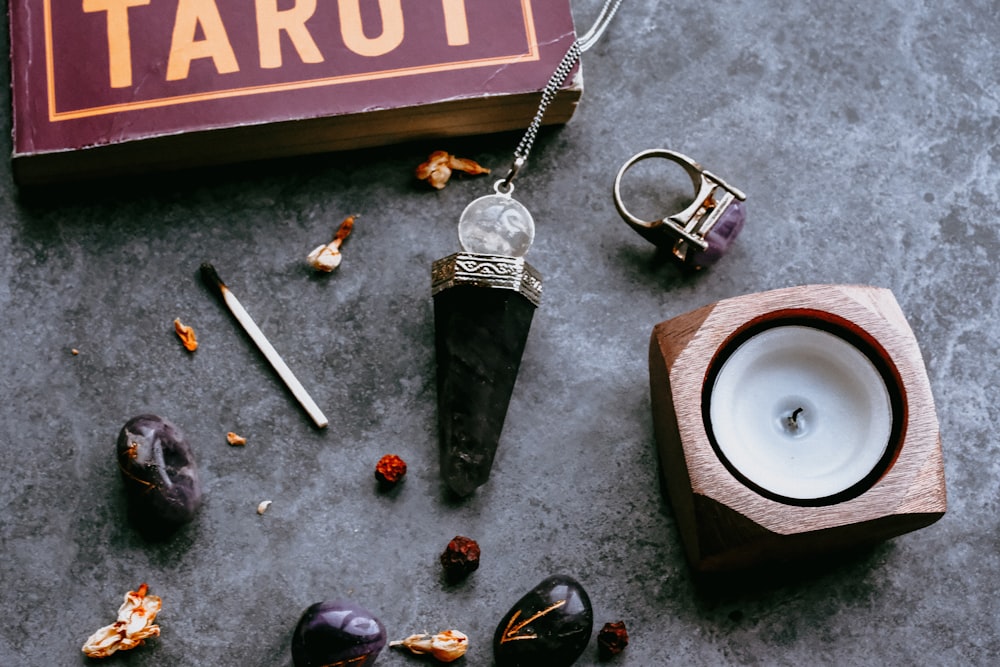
[2,0,999,664]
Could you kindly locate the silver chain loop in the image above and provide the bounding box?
[499,0,624,188]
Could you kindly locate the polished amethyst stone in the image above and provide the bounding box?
[292,600,386,667]
[687,200,746,268]
[493,574,593,667]
[116,414,201,531]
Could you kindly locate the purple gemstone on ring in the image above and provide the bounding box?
[687,200,746,268]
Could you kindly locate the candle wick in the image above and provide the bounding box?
[785,407,805,433]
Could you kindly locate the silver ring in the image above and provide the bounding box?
[613,148,746,265]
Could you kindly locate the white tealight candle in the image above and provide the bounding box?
[709,325,894,501]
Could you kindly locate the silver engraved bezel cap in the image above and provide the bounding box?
[431,252,542,307]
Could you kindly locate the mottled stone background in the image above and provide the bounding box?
[2,0,998,664]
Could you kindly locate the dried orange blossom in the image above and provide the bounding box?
[81,583,161,658]
[173,318,198,351]
[307,214,356,272]
[390,630,469,663]
[416,151,490,189]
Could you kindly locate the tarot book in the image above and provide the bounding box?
[8,0,580,184]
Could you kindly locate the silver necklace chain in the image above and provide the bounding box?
[499,0,625,190]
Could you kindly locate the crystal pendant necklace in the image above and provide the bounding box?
[431,0,625,497]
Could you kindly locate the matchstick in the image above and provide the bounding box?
[201,263,329,429]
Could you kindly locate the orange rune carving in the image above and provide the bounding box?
[499,600,567,644]
[320,654,371,667]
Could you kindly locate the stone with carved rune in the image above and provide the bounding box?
[434,283,536,496]
[493,574,593,667]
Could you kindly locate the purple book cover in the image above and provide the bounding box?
[8,0,578,181]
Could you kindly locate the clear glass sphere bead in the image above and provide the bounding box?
[458,193,535,257]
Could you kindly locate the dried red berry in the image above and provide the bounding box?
[597,621,629,658]
[439,536,480,580]
[375,454,407,488]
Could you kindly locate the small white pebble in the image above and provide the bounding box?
[257,500,272,515]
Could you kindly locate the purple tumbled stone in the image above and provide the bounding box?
[291,600,386,667]
[116,414,202,530]
[687,200,746,268]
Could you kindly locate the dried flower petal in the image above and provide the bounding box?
[226,432,247,446]
[448,155,491,176]
[81,583,162,659]
[306,244,342,271]
[257,500,272,515]
[416,151,490,189]
[415,150,450,185]
[331,214,356,246]
[307,215,356,272]
[173,318,198,351]
[391,630,469,663]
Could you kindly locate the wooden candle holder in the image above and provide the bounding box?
[649,285,946,572]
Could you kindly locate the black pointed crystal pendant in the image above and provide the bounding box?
[432,252,541,496]
[432,187,541,496]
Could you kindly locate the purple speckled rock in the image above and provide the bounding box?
[292,600,386,667]
[688,200,746,268]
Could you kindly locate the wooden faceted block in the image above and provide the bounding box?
[649,285,946,572]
